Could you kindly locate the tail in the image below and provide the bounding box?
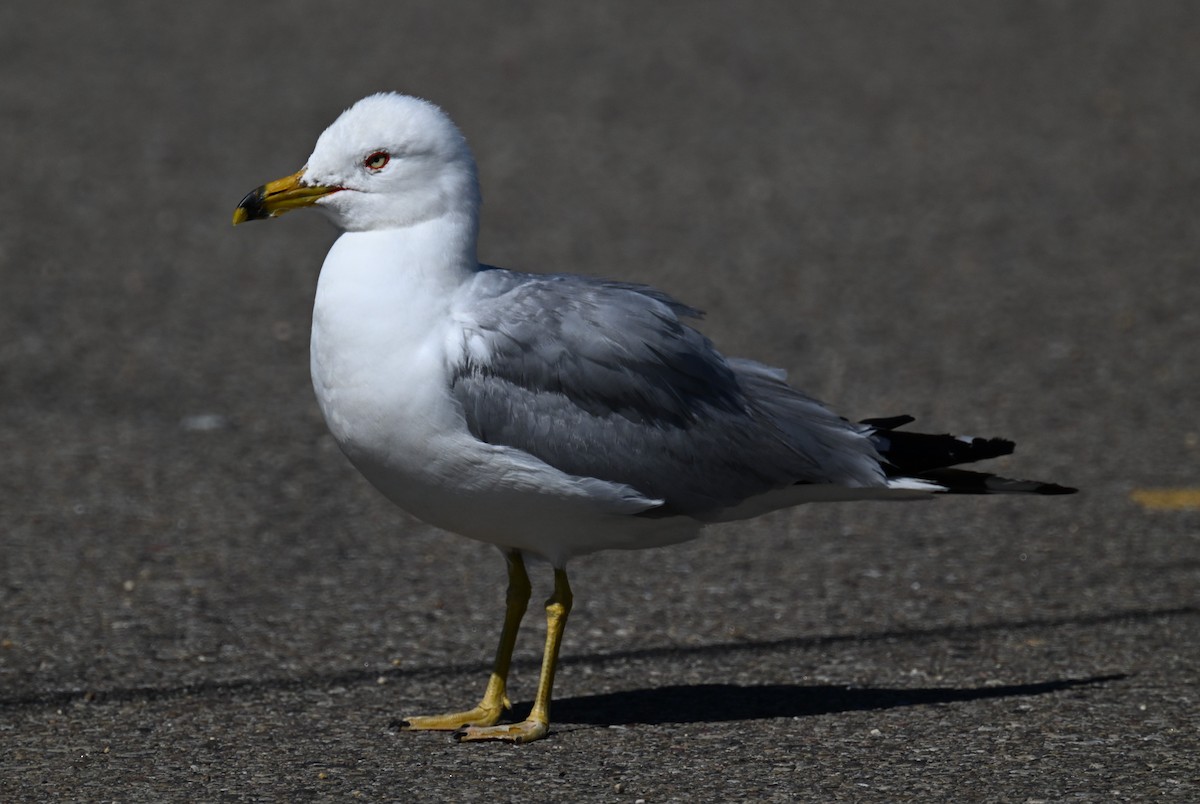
[861,415,1077,496]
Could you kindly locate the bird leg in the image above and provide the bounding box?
[455,567,573,743]
[398,550,531,731]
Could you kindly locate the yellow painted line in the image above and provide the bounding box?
[1130,488,1200,511]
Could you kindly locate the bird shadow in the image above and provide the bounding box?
[538,676,1124,727]
[1,602,1187,712]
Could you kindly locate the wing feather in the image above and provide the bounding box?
[448,268,886,517]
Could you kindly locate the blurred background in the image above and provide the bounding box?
[1,2,1197,799]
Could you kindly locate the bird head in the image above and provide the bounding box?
[233,92,480,232]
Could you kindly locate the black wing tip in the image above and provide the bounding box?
[918,468,1078,495]
[1032,481,1079,495]
[978,436,1016,457]
[873,427,1017,475]
[860,414,916,430]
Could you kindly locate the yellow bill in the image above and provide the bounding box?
[232,168,338,225]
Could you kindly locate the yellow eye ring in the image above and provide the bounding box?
[364,151,390,171]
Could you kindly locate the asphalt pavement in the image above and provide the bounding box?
[2,2,1198,801]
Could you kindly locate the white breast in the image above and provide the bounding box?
[311,228,463,458]
[308,225,694,564]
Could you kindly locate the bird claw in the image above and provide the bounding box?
[397,705,504,731]
[453,719,549,744]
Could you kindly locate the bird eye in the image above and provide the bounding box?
[364,151,390,171]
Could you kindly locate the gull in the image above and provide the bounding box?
[233,92,1075,743]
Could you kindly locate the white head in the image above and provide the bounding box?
[234,93,481,234]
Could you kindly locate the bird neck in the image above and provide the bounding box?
[328,211,479,295]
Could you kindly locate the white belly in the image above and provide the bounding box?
[308,230,700,565]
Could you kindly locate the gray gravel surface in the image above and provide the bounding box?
[2,2,1198,801]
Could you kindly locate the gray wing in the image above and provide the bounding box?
[449,267,886,517]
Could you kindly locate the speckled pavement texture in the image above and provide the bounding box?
[2,2,1197,800]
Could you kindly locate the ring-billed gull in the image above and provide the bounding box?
[233,92,1075,743]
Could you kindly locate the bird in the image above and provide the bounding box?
[233,92,1075,743]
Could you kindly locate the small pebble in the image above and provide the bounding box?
[180,413,231,432]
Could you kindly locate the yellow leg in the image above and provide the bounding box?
[399,550,531,731]
[456,567,573,744]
